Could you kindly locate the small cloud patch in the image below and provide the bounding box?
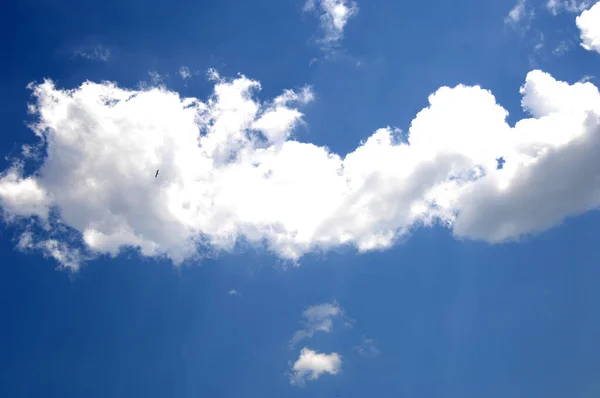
[354,336,379,357]
[288,347,341,387]
[504,0,535,32]
[72,45,111,62]
[547,0,591,15]
[291,301,347,347]
[304,0,358,50]
[179,66,193,80]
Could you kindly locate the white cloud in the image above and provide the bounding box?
[576,2,600,53]
[228,289,239,295]
[291,302,343,346]
[73,45,111,62]
[547,0,592,15]
[504,0,535,30]
[17,231,86,271]
[0,166,49,220]
[1,68,600,269]
[304,0,358,48]
[179,66,192,80]
[288,347,341,386]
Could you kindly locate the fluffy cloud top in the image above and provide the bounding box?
[291,302,343,346]
[304,0,358,46]
[1,67,600,270]
[576,1,600,53]
[288,347,341,386]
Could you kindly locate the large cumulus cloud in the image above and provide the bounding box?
[1,68,600,270]
[576,1,600,53]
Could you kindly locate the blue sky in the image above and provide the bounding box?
[2,0,600,397]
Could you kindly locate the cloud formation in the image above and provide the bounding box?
[288,347,341,386]
[291,302,343,347]
[304,0,358,47]
[1,67,600,270]
[576,1,600,53]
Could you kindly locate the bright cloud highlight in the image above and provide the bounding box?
[288,347,341,386]
[1,67,600,270]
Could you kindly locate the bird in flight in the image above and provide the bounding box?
[155,169,159,178]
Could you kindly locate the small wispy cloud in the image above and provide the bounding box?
[136,71,169,90]
[179,66,192,80]
[288,347,341,387]
[290,301,348,347]
[354,336,379,357]
[552,40,571,55]
[72,45,111,62]
[17,231,84,271]
[504,0,535,32]
[304,0,358,50]
[207,67,221,81]
[228,289,240,296]
[534,32,545,53]
[274,86,314,107]
[547,0,591,15]
[148,71,166,86]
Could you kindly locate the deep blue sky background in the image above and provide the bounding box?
[2,0,600,397]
